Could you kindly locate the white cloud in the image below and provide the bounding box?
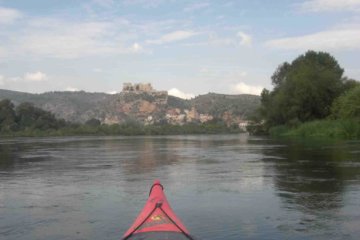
[107,90,118,94]
[233,82,262,95]
[8,76,21,82]
[3,13,190,60]
[199,67,210,74]
[66,87,79,92]
[17,19,136,59]
[184,2,210,12]
[24,71,47,82]
[300,0,360,12]
[265,27,360,51]
[183,32,237,47]
[0,72,48,86]
[168,88,195,99]
[0,7,22,24]
[93,68,103,73]
[237,31,252,46]
[146,30,198,45]
[130,42,143,53]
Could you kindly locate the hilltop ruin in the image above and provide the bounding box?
[122,83,154,92]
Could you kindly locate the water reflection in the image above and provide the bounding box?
[0,144,16,170]
[263,140,355,211]
[0,141,49,172]
[120,138,181,175]
[260,139,360,237]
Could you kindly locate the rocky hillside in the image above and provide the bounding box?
[0,89,260,126]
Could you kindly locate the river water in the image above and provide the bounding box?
[0,135,359,240]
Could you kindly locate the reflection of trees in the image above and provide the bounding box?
[264,140,354,212]
[0,144,16,170]
[0,142,49,171]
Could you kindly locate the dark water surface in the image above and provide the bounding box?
[0,135,360,240]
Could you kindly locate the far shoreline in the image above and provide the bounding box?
[0,122,246,138]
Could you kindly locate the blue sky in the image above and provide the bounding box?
[0,0,359,98]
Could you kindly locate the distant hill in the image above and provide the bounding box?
[0,89,111,122]
[0,89,260,125]
[190,93,260,117]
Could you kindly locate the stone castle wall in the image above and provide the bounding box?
[122,83,154,92]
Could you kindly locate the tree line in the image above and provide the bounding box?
[0,100,67,133]
[251,50,360,138]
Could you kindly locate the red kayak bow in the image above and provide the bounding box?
[122,180,194,240]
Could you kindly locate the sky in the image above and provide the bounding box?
[0,0,359,99]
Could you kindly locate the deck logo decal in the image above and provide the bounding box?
[151,215,162,221]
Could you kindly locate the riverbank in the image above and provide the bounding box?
[0,122,243,137]
[269,119,360,139]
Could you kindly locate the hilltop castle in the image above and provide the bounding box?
[122,83,154,92]
[120,82,168,105]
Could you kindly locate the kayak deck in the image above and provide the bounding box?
[122,180,194,240]
[124,231,192,240]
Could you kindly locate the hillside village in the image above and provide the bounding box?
[102,83,250,129]
[118,83,214,125]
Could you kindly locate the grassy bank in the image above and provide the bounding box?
[269,119,360,139]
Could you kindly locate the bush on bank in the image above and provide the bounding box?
[269,119,360,139]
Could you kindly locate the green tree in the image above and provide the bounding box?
[331,85,360,120]
[271,62,291,88]
[261,51,345,127]
[0,99,17,132]
[341,77,360,92]
[16,102,64,130]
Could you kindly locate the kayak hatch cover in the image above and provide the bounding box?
[122,180,194,240]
